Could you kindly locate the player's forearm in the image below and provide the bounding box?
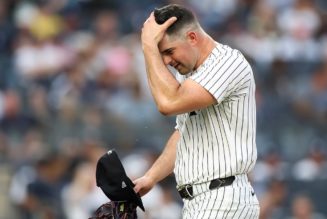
[143,45,180,114]
[144,130,179,184]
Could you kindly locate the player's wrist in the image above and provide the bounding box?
[142,42,159,52]
[144,172,157,186]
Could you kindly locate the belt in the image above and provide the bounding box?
[177,176,235,200]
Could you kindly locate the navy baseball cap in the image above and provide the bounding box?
[96,149,145,211]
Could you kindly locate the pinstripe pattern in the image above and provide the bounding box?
[174,43,259,218]
[174,43,257,185]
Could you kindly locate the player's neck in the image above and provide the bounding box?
[194,34,216,70]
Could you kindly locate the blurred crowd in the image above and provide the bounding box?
[0,0,326,219]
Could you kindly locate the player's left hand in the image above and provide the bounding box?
[141,12,177,48]
[133,175,155,197]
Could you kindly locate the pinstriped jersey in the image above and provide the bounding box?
[174,43,257,186]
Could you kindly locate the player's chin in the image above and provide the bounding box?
[177,66,191,75]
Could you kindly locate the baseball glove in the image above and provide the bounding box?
[89,201,138,219]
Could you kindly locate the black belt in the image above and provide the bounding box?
[177,176,235,200]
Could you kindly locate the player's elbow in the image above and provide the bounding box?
[157,104,172,116]
[157,101,175,116]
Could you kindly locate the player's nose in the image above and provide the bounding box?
[162,55,173,65]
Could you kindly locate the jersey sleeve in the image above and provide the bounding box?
[175,114,183,130]
[175,117,179,130]
[190,49,250,104]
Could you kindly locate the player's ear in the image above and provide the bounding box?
[186,31,197,45]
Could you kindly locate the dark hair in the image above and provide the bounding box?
[154,4,198,35]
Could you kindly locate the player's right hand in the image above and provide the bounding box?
[141,12,177,47]
[133,175,155,197]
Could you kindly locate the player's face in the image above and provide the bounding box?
[159,33,198,75]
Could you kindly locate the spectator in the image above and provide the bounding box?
[259,179,288,219]
[61,161,108,219]
[292,139,327,181]
[287,194,327,219]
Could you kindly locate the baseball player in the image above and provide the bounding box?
[134,4,260,219]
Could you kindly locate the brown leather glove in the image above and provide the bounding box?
[89,201,138,219]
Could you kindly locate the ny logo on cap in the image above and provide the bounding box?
[122,181,127,188]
